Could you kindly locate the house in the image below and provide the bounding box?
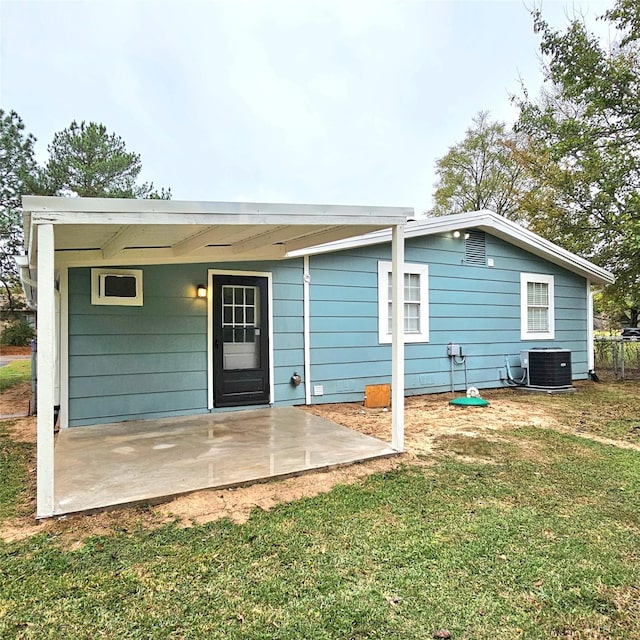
[19,196,614,518]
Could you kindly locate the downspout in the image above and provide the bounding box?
[303,255,311,405]
[588,282,603,380]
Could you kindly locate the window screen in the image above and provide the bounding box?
[103,275,138,298]
[91,269,143,306]
[527,282,549,332]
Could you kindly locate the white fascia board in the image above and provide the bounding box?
[291,209,615,286]
[23,195,411,227]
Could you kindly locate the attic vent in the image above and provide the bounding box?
[465,230,486,265]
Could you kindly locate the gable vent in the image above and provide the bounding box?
[465,230,486,265]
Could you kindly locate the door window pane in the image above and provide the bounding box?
[221,285,260,370]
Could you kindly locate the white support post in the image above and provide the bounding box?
[36,223,56,518]
[303,256,312,405]
[58,267,69,428]
[391,224,405,452]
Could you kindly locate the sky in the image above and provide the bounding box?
[0,0,615,215]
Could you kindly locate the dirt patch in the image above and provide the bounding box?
[302,389,559,457]
[0,382,32,418]
[2,414,36,443]
[2,383,636,546]
[1,455,410,546]
[157,455,408,528]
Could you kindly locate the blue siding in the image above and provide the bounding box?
[67,260,306,426]
[307,230,589,404]
[66,228,592,424]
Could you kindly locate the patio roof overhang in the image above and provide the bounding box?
[22,196,412,271]
[23,196,411,519]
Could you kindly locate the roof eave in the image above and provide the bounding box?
[289,209,615,286]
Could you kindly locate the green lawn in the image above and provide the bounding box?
[0,359,31,392]
[487,380,640,444]
[1,386,639,639]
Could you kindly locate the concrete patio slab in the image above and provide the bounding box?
[53,406,396,515]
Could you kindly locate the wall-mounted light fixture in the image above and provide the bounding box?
[196,284,207,298]
[453,230,461,239]
[464,232,470,240]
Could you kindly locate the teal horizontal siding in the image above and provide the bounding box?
[307,232,590,405]
[311,283,378,303]
[68,294,205,316]
[70,352,207,377]
[273,316,304,333]
[67,259,305,426]
[70,371,205,398]
[310,300,378,317]
[69,334,206,356]
[312,316,378,333]
[70,390,208,422]
[69,315,206,336]
[66,231,591,422]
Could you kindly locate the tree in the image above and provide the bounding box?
[44,121,170,199]
[429,111,529,222]
[0,116,171,310]
[0,109,38,310]
[515,1,640,325]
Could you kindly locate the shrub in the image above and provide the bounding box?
[0,319,35,346]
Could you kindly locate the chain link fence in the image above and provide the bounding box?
[593,337,640,380]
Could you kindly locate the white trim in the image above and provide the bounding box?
[59,267,69,429]
[303,256,311,405]
[24,194,412,223]
[378,261,429,344]
[391,225,405,452]
[91,268,143,306]
[36,224,55,518]
[207,269,275,408]
[520,273,555,340]
[290,209,614,286]
[56,246,288,267]
[206,278,213,410]
[587,281,595,372]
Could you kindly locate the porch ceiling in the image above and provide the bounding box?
[23,196,411,267]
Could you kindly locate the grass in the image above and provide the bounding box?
[492,380,640,444]
[593,338,640,376]
[0,422,34,521]
[0,384,639,639]
[0,359,31,392]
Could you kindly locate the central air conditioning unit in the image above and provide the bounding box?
[520,348,572,389]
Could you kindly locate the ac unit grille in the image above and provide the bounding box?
[526,349,572,388]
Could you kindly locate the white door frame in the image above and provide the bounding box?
[207,269,274,409]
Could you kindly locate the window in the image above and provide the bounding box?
[91,268,143,306]
[378,261,429,343]
[520,273,554,339]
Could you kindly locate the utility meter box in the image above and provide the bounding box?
[447,343,462,357]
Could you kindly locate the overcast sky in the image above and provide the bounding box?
[1,0,614,214]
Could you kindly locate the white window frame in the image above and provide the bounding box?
[378,261,429,344]
[91,268,143,306]
[520,272,555,340]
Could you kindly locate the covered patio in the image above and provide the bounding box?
[53,406,396,515]
[21,196,409,518]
